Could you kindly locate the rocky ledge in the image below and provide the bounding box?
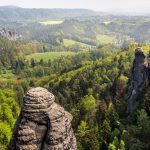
[9,87,77,150]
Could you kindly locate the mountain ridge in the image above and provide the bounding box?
[0,6,107,21]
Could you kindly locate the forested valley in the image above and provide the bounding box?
[0,6,150,150]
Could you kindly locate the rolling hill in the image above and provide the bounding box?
[0,6,104,21]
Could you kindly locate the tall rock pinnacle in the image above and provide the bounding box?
[9,87,77,150]
[127,47,149,113]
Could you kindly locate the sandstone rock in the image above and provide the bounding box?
[9,87,77,150]
[147,53,150,85]
[127,47,150,113]
[0,28,22,40]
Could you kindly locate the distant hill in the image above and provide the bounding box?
[107,8,150,16]
[0,6,105,21]
[1,6,150,45]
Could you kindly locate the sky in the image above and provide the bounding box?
[0,0,150,12]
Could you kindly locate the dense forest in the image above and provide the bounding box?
[0,35,150,149]
[0,6,150,150]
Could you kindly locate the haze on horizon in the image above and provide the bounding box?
[0,0,150,13]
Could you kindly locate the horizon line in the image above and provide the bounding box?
[0,5,150,15]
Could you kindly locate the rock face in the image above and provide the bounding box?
[9,87,77,150]
[0,28,21,40]
[127,48,150,113]
[147,53,150,86]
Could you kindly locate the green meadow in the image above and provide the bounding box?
[26,51,75,62]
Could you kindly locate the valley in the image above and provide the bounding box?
[0,5,150,150]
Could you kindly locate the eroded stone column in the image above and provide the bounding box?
[127,48,147,113]
[9,87,77,150]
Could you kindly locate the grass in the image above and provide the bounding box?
[96,35,116,44]
[26,51,75,62]
[40,20,63,25]
[103,21,111,25]
[63,39,92,47]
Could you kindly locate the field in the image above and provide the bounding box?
[40,20,63,25]
[96,35,117,44]
[26,51,75,62]
[63,39,93,47]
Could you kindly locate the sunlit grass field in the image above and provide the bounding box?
[63,39,92,47]
[40,20,63,25]
[26,51,75,62]
[96,35,116,44]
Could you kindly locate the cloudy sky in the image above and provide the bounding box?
[0,0,150,12]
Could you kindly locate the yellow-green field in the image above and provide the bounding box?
[63,39,92,47]
[26,51,75,62]
[103,21,111,25]
[40,20,63,25]
[96,35,117,44]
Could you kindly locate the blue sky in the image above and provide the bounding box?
[0,0,150,12]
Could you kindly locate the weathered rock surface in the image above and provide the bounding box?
[127,47,150,113]
[0,28,21,40]
[9,87,77,150]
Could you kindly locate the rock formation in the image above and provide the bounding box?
[0,28,22,40]
[9,87,77,150]
[146,53,150,86]
[127,47,150,113]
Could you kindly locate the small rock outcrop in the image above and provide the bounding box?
[127,47,150,113]
[0,28,22,40]
[9,87,77,150]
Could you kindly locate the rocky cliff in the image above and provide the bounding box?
[127,47,150,113]
[0,28,21,40]
[9,87,77,150]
